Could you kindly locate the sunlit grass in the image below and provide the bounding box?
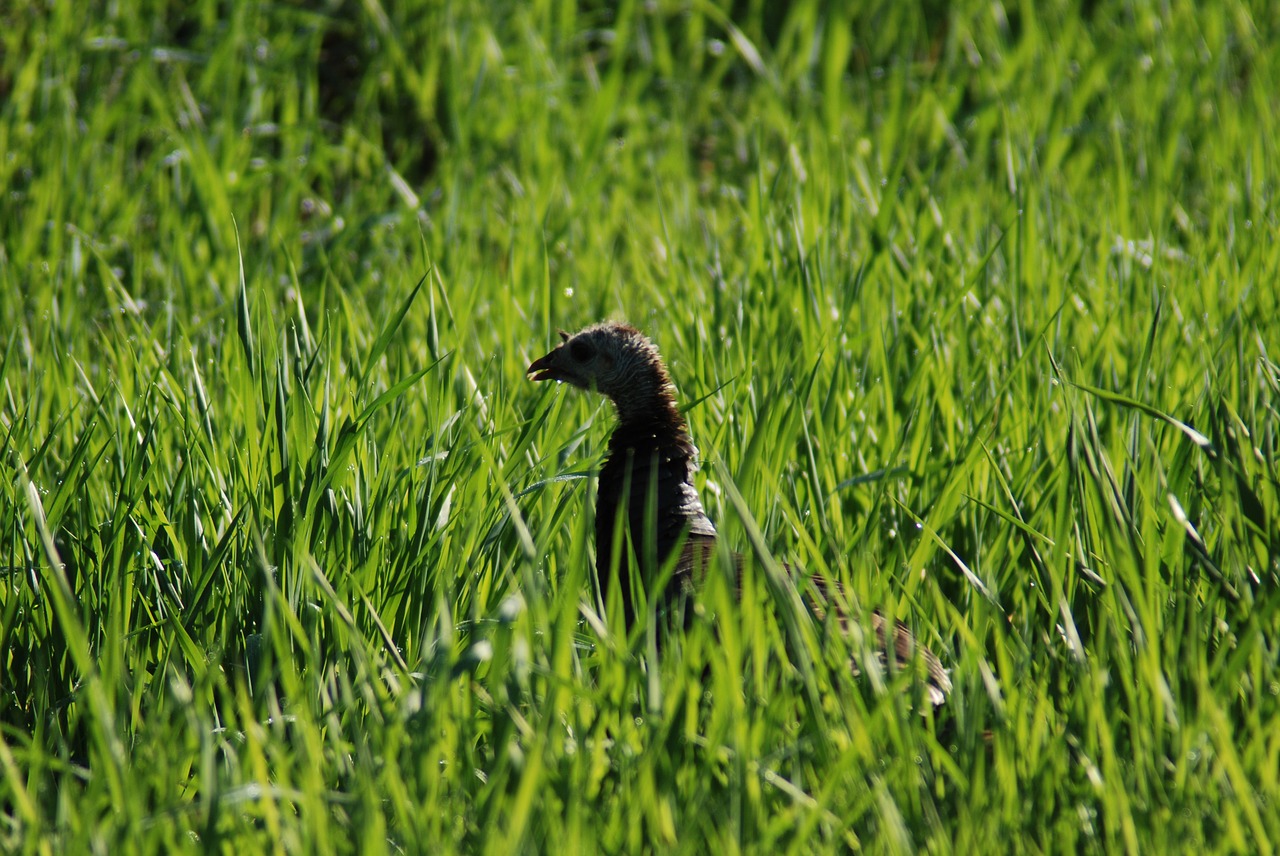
[1,0,1277,852]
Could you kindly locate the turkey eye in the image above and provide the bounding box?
[569,339,594,362]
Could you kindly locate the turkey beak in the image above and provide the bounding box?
[527,348,562,383]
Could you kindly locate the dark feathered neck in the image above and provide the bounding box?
[600,361,702,482]
[600,379,703,512]
[611,389,686,445]
[605,347,681,428]
[594,363,717,622]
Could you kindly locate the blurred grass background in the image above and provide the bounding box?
[1,0,1278,852]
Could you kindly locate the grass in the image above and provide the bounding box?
[2,0,1278,852]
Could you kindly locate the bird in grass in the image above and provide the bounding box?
[528,321,951,705]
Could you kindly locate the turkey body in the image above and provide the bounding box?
[594,414,718,626]
[528,322,951,705]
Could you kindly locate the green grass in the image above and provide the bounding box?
[2,0,1278,852]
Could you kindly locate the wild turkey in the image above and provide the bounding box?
[528,321,951,705]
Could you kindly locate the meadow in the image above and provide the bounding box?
[2,1,1278,852]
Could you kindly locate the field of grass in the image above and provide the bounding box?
[2,0,1278,852]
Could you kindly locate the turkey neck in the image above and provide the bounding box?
[595,385,717,626]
